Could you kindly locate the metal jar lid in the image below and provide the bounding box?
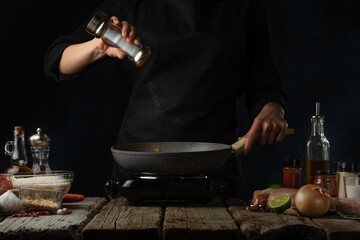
[134,46,152,67]
[29,128,51,147]
[283,158,302,168]
[314,170,337,176]
[86,11,109,38]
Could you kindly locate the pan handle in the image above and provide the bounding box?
[231,128,295,157]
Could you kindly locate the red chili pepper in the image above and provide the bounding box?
[36,211,52,215]
[13,212,37,217]
[62,193,85,203]
[13,209,54,217]
[24,208,37,213]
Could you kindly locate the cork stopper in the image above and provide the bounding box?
[14,126,24,135]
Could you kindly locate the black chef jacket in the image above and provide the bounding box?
[44,0,287,197]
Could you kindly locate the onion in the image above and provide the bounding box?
[295,184,331,217]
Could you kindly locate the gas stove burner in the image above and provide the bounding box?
[137,174,210,180]
[105,175,222,203]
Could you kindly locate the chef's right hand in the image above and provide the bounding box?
[59,17,141,75]
[95,16,141,59]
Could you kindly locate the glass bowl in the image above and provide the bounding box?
[19,185,66,211]
[12,171,74,193]
[333,197,360,219]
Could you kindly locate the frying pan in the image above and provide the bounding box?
[111,128,294,175]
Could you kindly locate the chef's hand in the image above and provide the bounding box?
[94,16,141,59]
[239,102,287,155]
[59,17,141,75]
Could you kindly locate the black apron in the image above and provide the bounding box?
[114,0,245,197]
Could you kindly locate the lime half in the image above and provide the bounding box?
[268,184,283,189]
[269,193,291,214]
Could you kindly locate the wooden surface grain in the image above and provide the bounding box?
[1,197,360,240]
[0,197,106,240]
[163,198,240,240]
[312,212,360,240]
[228,206,326,240]
[82,198,163,240]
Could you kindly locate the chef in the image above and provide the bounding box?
[44,0,287,197]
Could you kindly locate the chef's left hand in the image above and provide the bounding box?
[240,102,287,155]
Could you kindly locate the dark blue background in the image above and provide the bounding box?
[1,0,359,200]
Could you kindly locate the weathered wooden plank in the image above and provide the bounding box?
[0,197,107,240]
[82,197,163,240]
[163,198,240,240]
[278,214,325,240]
[228,205,325,240]
[0,216,7,224]
[312,211,360,240]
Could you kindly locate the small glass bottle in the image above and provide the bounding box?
[4,126,32,174]
[306,102,330,184]
[86,11,151,67]
[283,158,302,189]
[314,170,337,197]
[335,161,359,198]
[29,128,52,172]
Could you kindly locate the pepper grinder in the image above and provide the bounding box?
[29,128,51,172]
[86,11,151,67]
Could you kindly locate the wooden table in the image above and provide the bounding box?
[1,197,360,240]
[0,197,107,240]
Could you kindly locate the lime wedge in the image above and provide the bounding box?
[269,193,291,214]
[268,184,283,189]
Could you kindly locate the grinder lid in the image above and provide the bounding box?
[86,11,109,38]
[29,128,51,147]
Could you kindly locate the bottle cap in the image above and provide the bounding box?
[29,128,51,147]
[350,162,360,173]
[314,170,337,176]
[134,46,151,67]
[86,11,109,38]
[334,162,351,172]
[283,158,302,168]
[311,102,325,123]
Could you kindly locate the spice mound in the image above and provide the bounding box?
[22,193,59,211]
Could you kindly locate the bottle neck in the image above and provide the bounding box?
[11,133,28,165]
[311,116,325,136]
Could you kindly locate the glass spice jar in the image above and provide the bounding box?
[86,11,151,67]
[334,161,360,198]
[283,158,302,189]
[314,170,337,197]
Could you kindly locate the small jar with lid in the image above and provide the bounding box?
[283,158,302,189]
[335,161,360,198]
[314,170,337,197]
[29,128,51,172]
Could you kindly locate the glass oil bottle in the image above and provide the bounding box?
[306,102,330,184]
[4,126,32,174]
